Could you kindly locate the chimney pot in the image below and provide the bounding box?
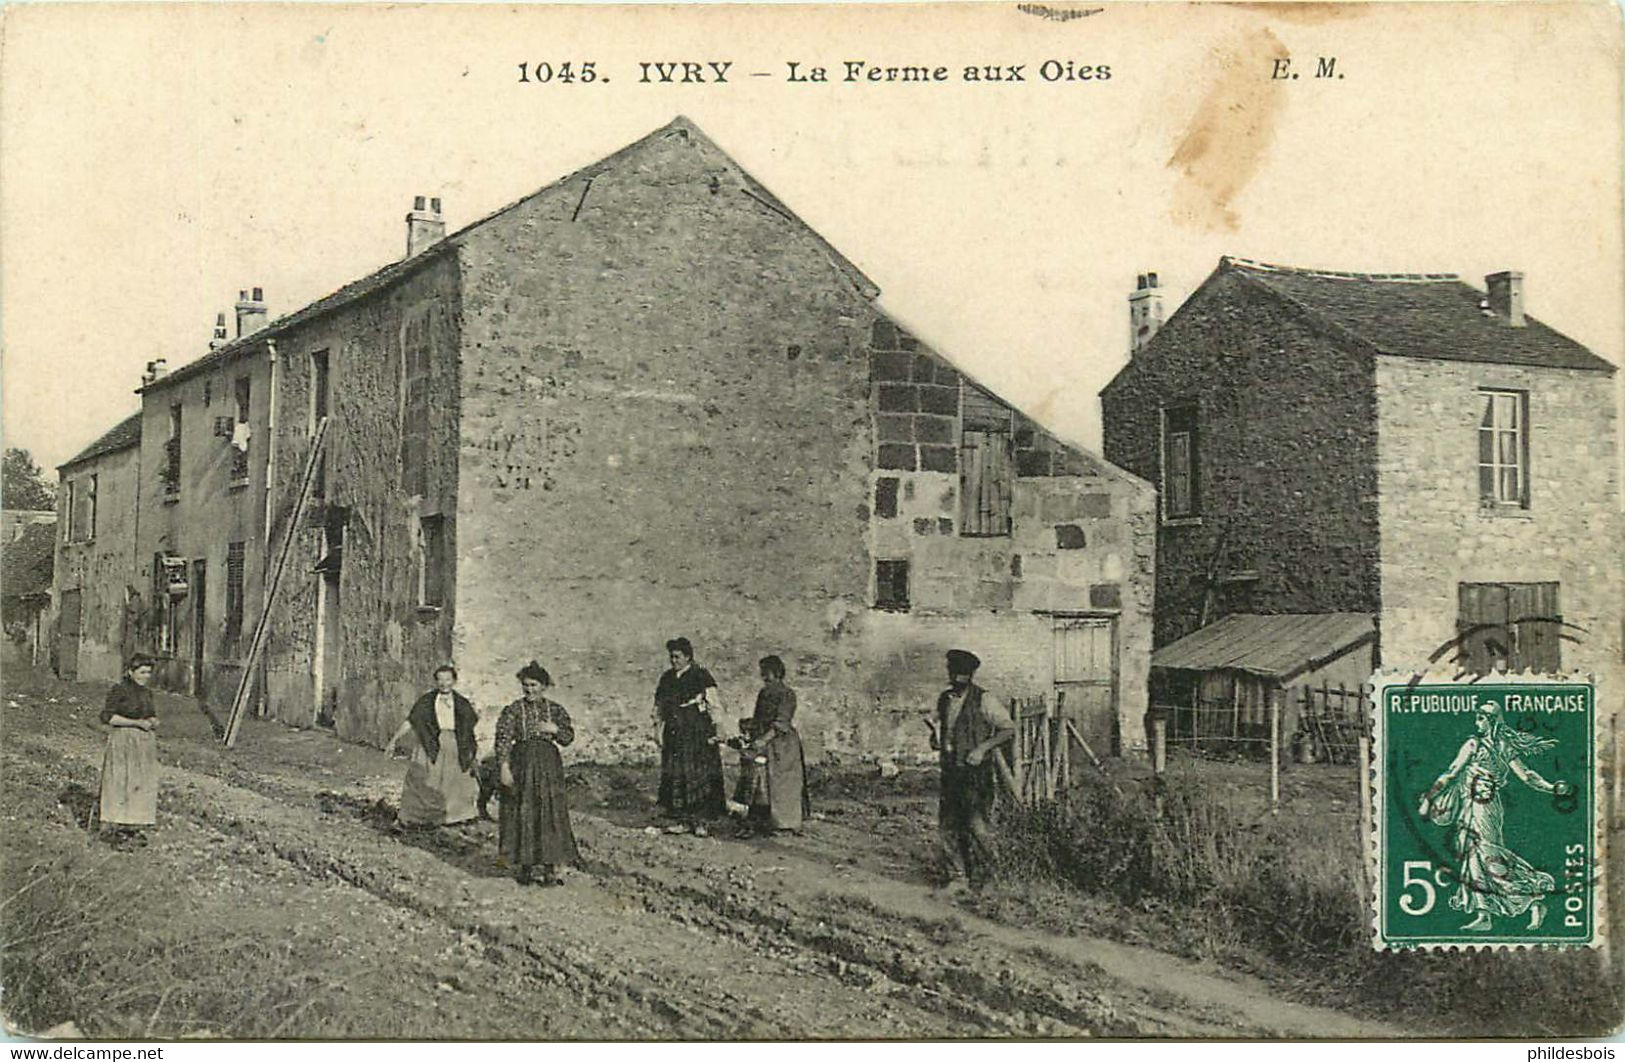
[1128,270,1166,357]
[235,287,269,338]
[406,195,447,258]
[1485,271,1526,327]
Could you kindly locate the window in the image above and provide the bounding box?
[163,404,183,497]
[1457,582,1561,674]
[310,351,330,499]
[152,555,180,656]
[1478,389,1528,508]
[62,480,75,542]
[231,377,252,483]
[959,383,1012,537]
[874,559,910,611]
[77,474,97,541]
[874,477,899,520]
[400,318,430,497]
[225,542,246,645]
[1162,405,1199,520]
[417,514,446,608]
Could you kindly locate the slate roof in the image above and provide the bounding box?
[1224,257,1616,373]
[59,413,142,471]
[141,116,880,394]
[1151,612,1376,684]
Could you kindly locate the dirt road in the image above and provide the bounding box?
[1,661,1411,1039]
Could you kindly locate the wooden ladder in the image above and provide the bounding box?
[222,418,328,748]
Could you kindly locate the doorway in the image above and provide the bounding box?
[191,559,208,696]
[1053,615,1117,757]
[58,589,81,681]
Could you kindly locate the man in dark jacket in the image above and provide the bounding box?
[927,649,1014,893]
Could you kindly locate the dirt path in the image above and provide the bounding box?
[1,665,1412,1039]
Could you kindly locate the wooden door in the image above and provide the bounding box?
[191,559,208,696]
[1054,616,1116,756]
[58,590,81,681]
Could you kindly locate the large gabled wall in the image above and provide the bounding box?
[54,445,141,683]
[452,122,877,758]
[1101,268,1382,647]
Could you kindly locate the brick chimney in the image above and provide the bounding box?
[209,312,229,350]
[141,359,169,388]
[406,195,445,257]
[1485,271,1525,327]
[1129,272,1165,356]
[235,287,268,338]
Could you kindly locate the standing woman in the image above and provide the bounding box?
[388,664,480,828]
[100,654,159,847]
[654,637,726,835]
[732,655,809,836]
[495,662,580,886]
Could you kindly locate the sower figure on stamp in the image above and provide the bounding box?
[1417,703,1571,932]
[926,649,1014,895]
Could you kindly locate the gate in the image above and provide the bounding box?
[58,589,81,681]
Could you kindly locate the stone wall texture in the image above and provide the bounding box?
[53,445,141,684]
[1375,356,1623,688]
[1101,269,1382,648]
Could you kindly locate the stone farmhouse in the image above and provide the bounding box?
[54,117,1155,761]
[1101,257,1621,696]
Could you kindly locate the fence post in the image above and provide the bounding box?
[1269,690,1281,814]
[1152,716,1167,776]
[1357,713,1374,910]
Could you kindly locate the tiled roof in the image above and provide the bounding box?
[1,520,56,599]
[1151,612,1376,683]
[1224,257,1616,373]
[142,116,879,394]
[59,412,142,470]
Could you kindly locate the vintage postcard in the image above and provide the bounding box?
[1,0,1622,1044]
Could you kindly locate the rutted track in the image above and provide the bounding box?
[2,681,1410,1039]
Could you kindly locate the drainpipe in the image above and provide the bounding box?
[257,337,280,716]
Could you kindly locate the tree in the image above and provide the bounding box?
[3,449,55,511]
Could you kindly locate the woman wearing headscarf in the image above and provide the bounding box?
[728,655,809,836]
[99,654,159,847]
[1418,703,1571,932]
[494,661,579,886]
[653,636,726,835]
[388,664,480,828]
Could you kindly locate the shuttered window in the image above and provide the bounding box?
[1456,581,1561,674]
[874,559,910,611]
[1162,405,1198,519]
[959,383,1012,537]
[225,542,246,645]
[418,515,446,608]
[400,319,430,498]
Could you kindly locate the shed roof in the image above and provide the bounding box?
[1151,612,1376,683]
[1,520,56,600]
[59,413,142,471]
[1224,258,1616,373]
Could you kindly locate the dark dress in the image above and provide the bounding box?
[735,680,809,832]
[494,697,580,873]
[655,665,725,822]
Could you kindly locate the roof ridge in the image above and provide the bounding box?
[1222,255,1460,284]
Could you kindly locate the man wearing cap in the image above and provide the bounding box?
[927,649,1015,893]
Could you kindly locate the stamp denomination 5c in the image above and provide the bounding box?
[1371,674,1599,951]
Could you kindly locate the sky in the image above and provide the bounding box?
[3,2,1621,473]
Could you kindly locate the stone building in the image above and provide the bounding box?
[1101,256,1622,689]
[65,117,1155,760]
[53,412,143,682]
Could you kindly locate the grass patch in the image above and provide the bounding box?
[984,775,1620,1036]
[2,849,340,1038]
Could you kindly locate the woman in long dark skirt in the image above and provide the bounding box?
[99,654,159,848]
[654,637,726,836]
[494,661,579,886]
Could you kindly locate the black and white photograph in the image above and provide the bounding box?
[1,0,1621,1044]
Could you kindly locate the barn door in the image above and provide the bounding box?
[1054,616,1116,756]
[58,590,82,681]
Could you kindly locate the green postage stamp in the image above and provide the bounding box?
[1371,674,1600,950]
